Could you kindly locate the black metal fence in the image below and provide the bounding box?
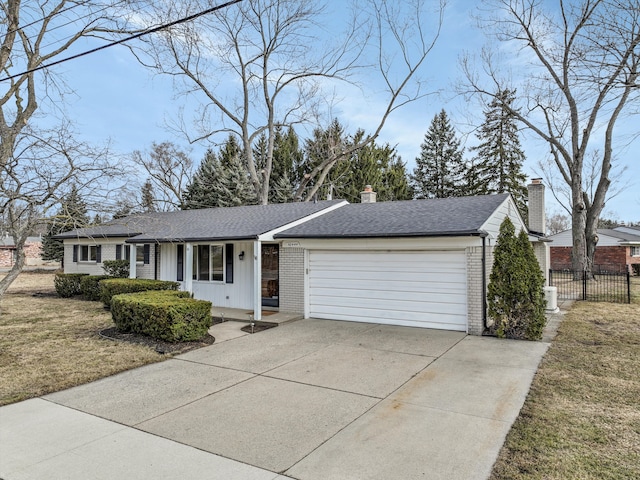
[549,269,631,304]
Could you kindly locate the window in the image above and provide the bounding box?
[631,246,640,257]
[136,245,145,264]
[192,244,224,281]
[80,245,97,262]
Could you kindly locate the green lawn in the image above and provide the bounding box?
[490,277,640,479]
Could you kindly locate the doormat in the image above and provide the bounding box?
[246,311,277,316]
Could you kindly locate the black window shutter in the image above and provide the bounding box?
[116,244,122,260]
[225,244,234,284]
[73,245,78,262]
[125,245,130,261]
[176,244,184,282]
[143,244,150,264]
[96,245,102,263]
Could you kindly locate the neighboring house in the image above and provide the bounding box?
[0,236,58,269]
[56,182,549,335]
[549,227,640,274]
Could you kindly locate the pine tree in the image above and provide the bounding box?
[182,137,256,209]
[381,156,414,201]
[487,217,546,340]
[411,109,465,199]
[462,159,490,197]
[41,185,89,262]
[472,89,528,215]
[141,179,156,212]
[270,126,302,203]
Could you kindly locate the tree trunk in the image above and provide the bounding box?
[0,236,27,297]
[571,181,588,277]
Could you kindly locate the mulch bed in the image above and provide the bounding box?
[99,327,215,355]
[240,322,277,334]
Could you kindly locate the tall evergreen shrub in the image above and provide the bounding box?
[487,217,546,340]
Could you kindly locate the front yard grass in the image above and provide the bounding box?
[0,272,164,406]
[490,276,640,479]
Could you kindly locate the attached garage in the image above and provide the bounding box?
[308,250,468,331]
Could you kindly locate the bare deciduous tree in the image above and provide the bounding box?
[131,0,445,204]
[131,142,194,210]
[0,0,127,296]
[462,0,640,274]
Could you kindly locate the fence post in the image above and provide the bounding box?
[549,269,553,286]
[627,269,631,304]
[582,270,587,301]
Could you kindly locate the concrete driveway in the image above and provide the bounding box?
[0,319,549,480]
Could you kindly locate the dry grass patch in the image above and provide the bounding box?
[490,277,640,480]
[0,272,164,406]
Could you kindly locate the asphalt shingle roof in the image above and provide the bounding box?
[275,194,510,239]
[598,229,640,243]
[55,201,345,242]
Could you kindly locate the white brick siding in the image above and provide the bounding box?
[466,245,494,335]
[279,247,305,314]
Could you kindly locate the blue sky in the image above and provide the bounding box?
[42,0,639,222]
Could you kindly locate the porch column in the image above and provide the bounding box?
[184,243,193,293]
[129,245,136,279]
[253,240,262,321]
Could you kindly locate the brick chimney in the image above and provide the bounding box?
[527,178,546,234]
[360,185,377,203]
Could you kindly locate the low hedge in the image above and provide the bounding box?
[99,278,180,308]
[111,290,212,342]
[102,259,129,278]
[54,272,89,298]
[80,275,111,301]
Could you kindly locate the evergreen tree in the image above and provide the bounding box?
[411,109,466,199]
[472,89,528,215]
[269,126,302,203]
[41,185,89,262]
[381,156,414,201]
[141,179,156,212]
[487,217,546,340]
[462,159,490,197]
[182,137,256,209]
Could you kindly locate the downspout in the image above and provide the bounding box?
[482,234,488,331]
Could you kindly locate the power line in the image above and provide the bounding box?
[0,0,244,83]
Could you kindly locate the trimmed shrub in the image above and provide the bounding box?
[102,259,130,278]
[54,272,89,298]
[99,278,180,308]
[80,275,111,301]
[111,290,212,342]
[487,217,547,340]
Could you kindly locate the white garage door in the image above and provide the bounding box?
[309,250,467,331]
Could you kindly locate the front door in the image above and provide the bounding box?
[261,244,279,307]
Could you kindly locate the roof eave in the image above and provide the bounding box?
[274,230,486,240]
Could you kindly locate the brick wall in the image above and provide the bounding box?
[0,248,15,267]
[551,246,636,273]
[279,247,305,314]
[0,241,56,268]
[466,246,493,336]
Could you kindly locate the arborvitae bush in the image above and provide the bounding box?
[99,278,180,308]
[54,272,89,298]
[487,217,547,340]
[102,260,130,278]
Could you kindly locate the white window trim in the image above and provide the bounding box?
[79,245,97,263]
[192,243,225,283]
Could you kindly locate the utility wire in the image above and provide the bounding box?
[7,0,139,58]
[1,0,93,38]
[0,0,244,83]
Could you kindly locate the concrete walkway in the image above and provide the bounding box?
[0,319,550,480]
